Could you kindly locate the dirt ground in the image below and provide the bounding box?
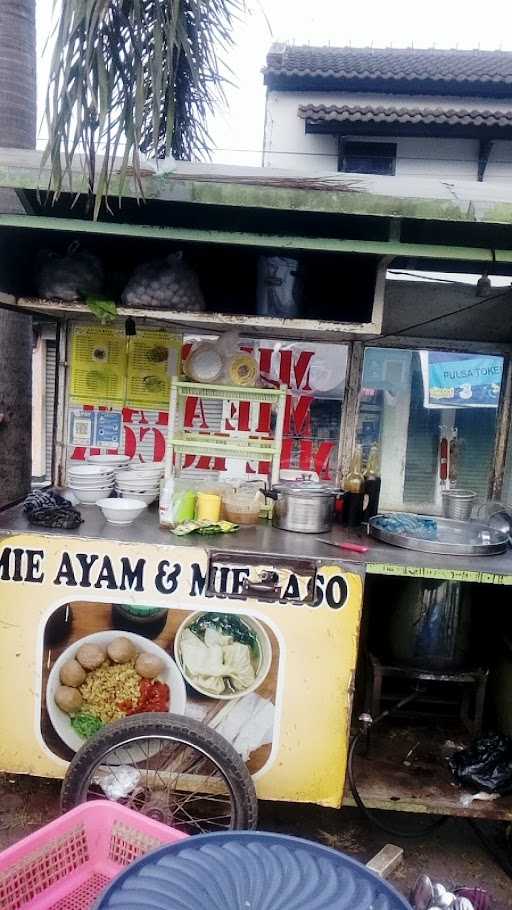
[0,774,510,907]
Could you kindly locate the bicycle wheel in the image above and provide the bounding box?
[61,712,258,834]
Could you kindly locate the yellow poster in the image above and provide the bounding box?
[0,533,363,808]
[126,329,181,409]
[70,325,127,404]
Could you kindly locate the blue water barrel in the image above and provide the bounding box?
[94,831,410,910]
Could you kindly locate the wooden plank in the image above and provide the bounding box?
[3,147,512,224]
[366,845,404,879]
[344,723,512,821]
[0,212,502,263]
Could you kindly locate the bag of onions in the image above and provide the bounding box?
[122,253,205,311]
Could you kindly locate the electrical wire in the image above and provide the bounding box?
[347,689,449,839]
[378,284,512,342]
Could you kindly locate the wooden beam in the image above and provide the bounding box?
[0,213,505,264]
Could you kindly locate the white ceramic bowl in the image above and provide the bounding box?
[68,476,115,486]
[174,612,272,701]
[117,468,162,481]
[46,630,187,752]
[129,462,164,471]
[116,490,158,505]
[69,465,114,478]
[86,454,132,467]
[96,498,147,525]
[71,487,114,504]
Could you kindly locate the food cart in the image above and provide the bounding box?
[1,150,512,829]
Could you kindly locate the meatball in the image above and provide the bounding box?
[107,637,136,664]
[55,685,83,715]
[60,659,86,688]
[76,643,106,671]
[135,653,164,679]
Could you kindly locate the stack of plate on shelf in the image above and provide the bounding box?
[86,454,132,470]
[68,464,116,504]
[115,462,164,505]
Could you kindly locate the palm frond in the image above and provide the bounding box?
[44,0,243,218]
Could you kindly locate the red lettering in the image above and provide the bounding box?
[256,403,272,434]
[123,426,137,458]
[279,439,293,470]
[223,400,251,432]
[284,395,313,437]
[184,397,209,430]
[140,427,166,461]
[69,447,87,461]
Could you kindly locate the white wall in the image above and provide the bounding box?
[264,90,512,180]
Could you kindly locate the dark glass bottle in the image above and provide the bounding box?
[343,446,365,528]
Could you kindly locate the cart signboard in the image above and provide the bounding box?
[0,532,363,808]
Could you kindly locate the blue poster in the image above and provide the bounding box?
[94,411,122,446]
[420,352,503,408]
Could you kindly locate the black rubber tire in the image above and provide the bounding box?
[60,712,258,831]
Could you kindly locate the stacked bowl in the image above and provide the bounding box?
[86,454,132,470]
[115,462,164,505]
[68,464,115,504]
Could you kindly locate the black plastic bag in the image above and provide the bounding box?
[449,734,512,794]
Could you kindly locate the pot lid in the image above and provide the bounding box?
[273,481,339,497]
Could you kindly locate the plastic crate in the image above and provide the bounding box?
[0,801,188,910]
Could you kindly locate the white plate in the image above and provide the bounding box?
[86,455,132,466]
[46,630,187,753]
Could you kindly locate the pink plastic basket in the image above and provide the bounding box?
[0,801,188,910]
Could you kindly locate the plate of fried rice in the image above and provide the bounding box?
[46,630,187,752]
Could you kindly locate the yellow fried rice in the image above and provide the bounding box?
[79,660,140,723]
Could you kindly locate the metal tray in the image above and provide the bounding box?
[369,514,508,556]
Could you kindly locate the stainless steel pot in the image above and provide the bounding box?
[264,482,339,534]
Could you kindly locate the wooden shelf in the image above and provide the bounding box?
[343,720,512,822]
[12,297,381,342]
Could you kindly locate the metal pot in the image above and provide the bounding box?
[385,578,474,671]
[264,482,338,534]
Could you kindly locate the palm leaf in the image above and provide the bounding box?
[44,0,243,218]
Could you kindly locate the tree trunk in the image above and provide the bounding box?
[0,0,36,505]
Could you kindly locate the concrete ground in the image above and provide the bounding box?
[0,774,510,907]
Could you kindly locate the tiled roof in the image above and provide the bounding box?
[265,45,512,91]
[299,103,512,129]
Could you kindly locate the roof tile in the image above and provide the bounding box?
[298,102,512,128]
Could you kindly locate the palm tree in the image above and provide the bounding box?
[44,1,242,216]
[0,0,37,505]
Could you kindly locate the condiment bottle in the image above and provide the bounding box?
[343,445,365,527]
[363,443,382,521]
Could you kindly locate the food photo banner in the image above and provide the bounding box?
[0,534,363,807]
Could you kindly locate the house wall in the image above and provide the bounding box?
[263,90,512,180]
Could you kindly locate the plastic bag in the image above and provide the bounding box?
[449,734,512,794]
[257,255,303,317]
[122,252,205,311]
[37,243,104,301]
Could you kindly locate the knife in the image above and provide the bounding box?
[316,538,369,554]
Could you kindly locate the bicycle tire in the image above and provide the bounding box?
[60,712,258,831]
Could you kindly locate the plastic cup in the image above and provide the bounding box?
[196,492,221,522]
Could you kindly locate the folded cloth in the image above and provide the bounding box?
[24,490,83,529]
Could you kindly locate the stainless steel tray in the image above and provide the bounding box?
[369,513,508,556]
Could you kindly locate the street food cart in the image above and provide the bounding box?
[1,150,512,829]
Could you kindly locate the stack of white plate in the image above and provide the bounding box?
[68,464,116,504]
[86,454,132,470]
[115,462,164,505]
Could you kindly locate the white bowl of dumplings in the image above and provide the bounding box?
[174,612,272,700]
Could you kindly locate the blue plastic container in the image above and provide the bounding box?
[94,830,410,910]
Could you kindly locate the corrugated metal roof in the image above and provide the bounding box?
[266,45,512,91]
[299,103,512,128]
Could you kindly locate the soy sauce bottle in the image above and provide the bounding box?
[363,443,382,522]
[343,446,365,528]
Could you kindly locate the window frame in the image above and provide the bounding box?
[338,139,397,176]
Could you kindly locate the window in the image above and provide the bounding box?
[357,347,504,513]
[339,141,397,176]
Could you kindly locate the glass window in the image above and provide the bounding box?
[339,141,396,176]
[357,347,504,513]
